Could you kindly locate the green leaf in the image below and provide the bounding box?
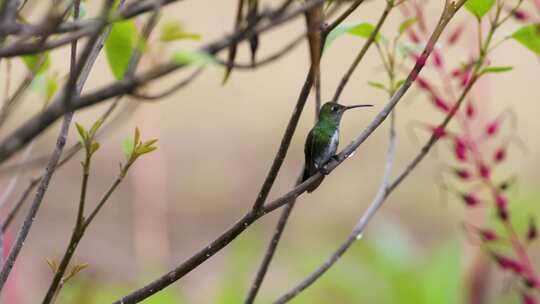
[464,0,495,18]
[324,22,382,50]
[122,138,134,158]
[105,20,137,80]
[135,145,157,155]
[75,122,88,143]
[89,118,104,137]
[45,76,58,101]
[395,79,406,89]
[398,18,417,34]
[134,127,141,146]
[90,142,100,155]
[512,24,540,55]
[172,50,215,66]
[347,23,381,42]
[481,66,513,74]
[367,81,387,91]
[22,53,50,74]
[160,22,201,42]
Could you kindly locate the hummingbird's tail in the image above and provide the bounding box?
[302,167,325,193]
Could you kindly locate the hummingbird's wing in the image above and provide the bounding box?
[303,127,329,192]
[303,127,331,179]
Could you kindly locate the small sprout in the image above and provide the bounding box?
[46,258,59,273]
[75,119,104,157]
[398,17,417,35]
[159,21,201,42]
[120,127,158,176]
[64,262,89,282]
[367,81,388,92]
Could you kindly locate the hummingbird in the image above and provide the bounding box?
[302,102,372,192]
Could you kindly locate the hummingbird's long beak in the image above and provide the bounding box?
[344,104,373,110]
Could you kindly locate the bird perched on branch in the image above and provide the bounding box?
[303,102,372,192]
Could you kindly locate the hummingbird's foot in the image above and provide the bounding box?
[320,164,331,175]
[320,156,339,175]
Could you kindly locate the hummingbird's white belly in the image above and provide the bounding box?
[314,131,339,169]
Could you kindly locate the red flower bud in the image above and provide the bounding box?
[415,54,427,67]
[451,68,462,78]
[416,77,431,90]
[526,277,539,288]
[432,126,447,139]
[513,10,529,22]
[462,193,480,206]
[433,50,444,67]
[454,138,467,161]
[522,293,537,304]
[495,194,508,210]
[408,30,421,43]
[494,149,506,162]
[461,70,471,87]
[527,218,537,241]
[466,102,475,118]
[447,25,464,45]
[455,168,471,180]
[432,96,450,112]
[495,255,523,273]
[486,120,499,136]
[478,164,491,179]
[480,229,497,241]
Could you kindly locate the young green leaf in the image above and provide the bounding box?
[324,22,382,50]
[122,138,135,159]
[89,118,104,138]
[22,53,51,75]
[90,142,100,155]
[464,0,495,18]
[172,50,216,66]
[481,66,513,75]
[160,21,201,42]
[367,81,387,92]
[398,18,417,35]
[105,20,137,80]
[45,75,58,102]
[512,24,540,55]
[75,122,88,143]
[347,23,381,42]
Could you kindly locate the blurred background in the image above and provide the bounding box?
[0,0,539,303]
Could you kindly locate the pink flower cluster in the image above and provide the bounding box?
[400,0,539,302]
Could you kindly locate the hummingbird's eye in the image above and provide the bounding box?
[331,105,338,111]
